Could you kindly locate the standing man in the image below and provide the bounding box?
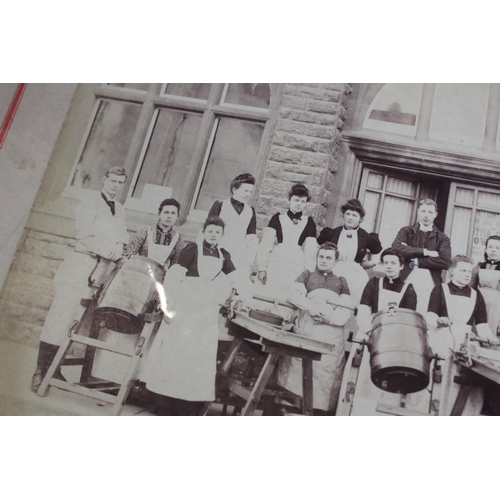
[127,198,185,268]
[30,166,130,392]
[392,198,451,314]
[208,173,258,276]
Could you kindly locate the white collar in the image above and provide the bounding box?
[419,223,433,232]
[101,191,115,201]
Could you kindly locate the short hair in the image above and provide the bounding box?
[318,242,339,260]
[230,173,255,193]
[380,247,404,265]
[418,198,437,211]
[158,198,181,215]
[341,199,365,219]
[203,215,225,232]
[450,254,474,269]
[288,183,311,201]
[104,166,127,180]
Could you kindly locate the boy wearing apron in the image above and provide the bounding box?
[30,167,130,392]
[346,248,418,415]
[427,255,495,415]
[392,199,451,315]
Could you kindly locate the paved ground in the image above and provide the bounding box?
[0,338,228,416]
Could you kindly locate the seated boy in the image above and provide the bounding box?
[357,247,417,337]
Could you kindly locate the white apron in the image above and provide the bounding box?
[405,268,436,315]
[261,214,307,301]
[277,288,347,411]
[219,199,253,271]
[478,269,500,337]
[146,227,180,265]
[347,279,433,415]
[332,261,368,306]
[92,228,179,383]
[40,206,122,347]
[433,285,484,416]
[142,241,225,401]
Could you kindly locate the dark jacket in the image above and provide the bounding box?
[392,223,451,285]
[317,226,382,264]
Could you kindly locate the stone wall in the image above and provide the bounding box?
[255,83,351,229]
[0,83,352,347]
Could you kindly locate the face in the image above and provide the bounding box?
[232,183,254,203]
[289,195,308,214]
[102,174,126,198]
[417,203,437,227]
[450,261,473,286]
[486,239,500,261]
[343,209,362,229]
[158,205,179,229]
[382,255,403,279]
[203,224,224,246]
[317,249,336,272]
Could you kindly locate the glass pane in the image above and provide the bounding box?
[71,99,142,201]
[224,83,270,109]
[194,118,265,211]
[366,172,383,190]
[107,83,150,92]
[132,109,203,201]
[472,210,500,262]
[449,207,472,257]
[477,190,500,210]
[378,196,414,250]
[386,177,416,197]
[360,191,380,234]
[429,83,489,148]
[164,83,211,100]
[419,184,437,201]
[455,187,474,205]
[363,83,423,138]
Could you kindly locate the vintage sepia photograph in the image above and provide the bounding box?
[2,82,500,417]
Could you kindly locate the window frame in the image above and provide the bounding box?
[358,167,438,234]
[445,182,500,260]
[63,83,280,224]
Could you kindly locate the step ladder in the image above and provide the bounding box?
[37,296,163,416]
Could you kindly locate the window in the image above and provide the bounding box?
[446,183,500,262]
[359,169,438,253]
[67,83,278,220]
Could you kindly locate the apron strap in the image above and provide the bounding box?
[378,277,410,310]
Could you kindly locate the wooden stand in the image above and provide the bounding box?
[201,310,334,416]
[451,347,500,415]
[37,298,162,416]
[337,341,443,416]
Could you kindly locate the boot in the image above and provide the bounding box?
[30,342,66,393]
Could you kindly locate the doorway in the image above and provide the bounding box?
[357,167,450,254]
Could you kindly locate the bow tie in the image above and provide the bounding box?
[288,210,302,225]
[230,198,245,215]
[487,259,499,265]
[101,192,115,216]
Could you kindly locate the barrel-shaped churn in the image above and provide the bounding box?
[368,308,432,394]
[95,255,166,334]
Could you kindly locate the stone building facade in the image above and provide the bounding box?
[2,83,500,347]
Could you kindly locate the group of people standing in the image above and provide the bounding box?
[30,167,500,416]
